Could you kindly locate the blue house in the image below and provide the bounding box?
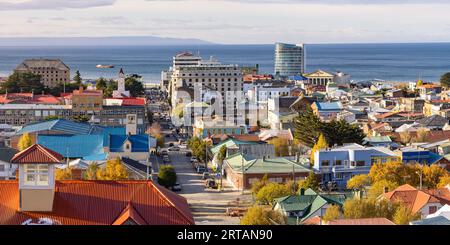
[313,144,400,189]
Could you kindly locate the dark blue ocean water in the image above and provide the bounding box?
[0,43,449,83]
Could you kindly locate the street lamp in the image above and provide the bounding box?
[416,167,423,190]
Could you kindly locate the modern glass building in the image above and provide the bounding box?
[274,43,305,77]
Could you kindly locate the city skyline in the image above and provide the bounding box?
[0,0,450,44]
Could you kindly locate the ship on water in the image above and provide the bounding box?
[96,64,115,68]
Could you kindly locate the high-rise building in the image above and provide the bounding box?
[14,58,70,88]
[274,43,305,77]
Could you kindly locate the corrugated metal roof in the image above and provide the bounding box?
[10,144,63,164]
[17,119,95,135]
[110,134,149,152]
[37,135,104,159]
[0,180,194,225]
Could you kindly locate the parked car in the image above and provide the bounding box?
[172,183,182,192]
[190,156,197,163]
[202,172,211,180]
[168,146,180,152]
[205,178,218,189]
[185,151,192,157]
[169,142,174,147]
[196,165,206,174]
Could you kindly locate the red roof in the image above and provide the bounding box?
[11,144,63,164]
[0,93,62,104]
[119,97,146,106]
[0,180,194,225]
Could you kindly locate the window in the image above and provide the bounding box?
[356,161,365,167]
[335,173,343,179]
[24,164,49,186]
[0,164,5,172]
[321,160,330,166]
[334,160,342,166]
[429,206,437,214]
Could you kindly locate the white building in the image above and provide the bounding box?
[274,43,305,76]
[0,145,18,180]
[113,68,130,98]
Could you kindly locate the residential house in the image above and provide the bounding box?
[410,204,450,225]
[398,98,425,113]
[210,138,275,160]
[363,136,396,148]
[273,188,352,224]
[303,216,395,225]
[396,146,444,165]
[267,96,299,130]
[423,100,450,117]
[313,144,400,189]
[223,153,311,190]
[380,184,448,219]
[385,89,404,98]
[311,101,343,122]
[0,144,19,180]
[416,115,448,130]
[0,144,194,225]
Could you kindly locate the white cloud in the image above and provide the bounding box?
[0,0,116,10]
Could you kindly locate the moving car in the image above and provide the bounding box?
[172,183,182,192]
[196,165,206,173]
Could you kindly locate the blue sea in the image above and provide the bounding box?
[0,43,449,83]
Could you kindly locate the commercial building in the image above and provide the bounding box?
[274,43,305,77]
[14,59,70,88]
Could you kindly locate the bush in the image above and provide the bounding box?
[158,165,177,188]
[240,206,285,225]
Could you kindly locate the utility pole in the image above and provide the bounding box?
[241,148,244,195]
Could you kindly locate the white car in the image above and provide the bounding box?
[190,157,197,163]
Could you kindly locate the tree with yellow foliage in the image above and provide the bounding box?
[85,162,99,180]
[310,133,328,167]
[393,205,421,225]
[96,157,129,180]
[323,205,341,222]
[438,175,450,188]
[18,132,33,151]
[347,174,371,191]
[55,167,72,180]
[422,164,449,189]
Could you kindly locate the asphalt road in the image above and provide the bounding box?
[155,120,252,225]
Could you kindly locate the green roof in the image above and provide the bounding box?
[274,189,352,223]
[363,136,392,143]
[210,138,259,154]
[224,153,311,174]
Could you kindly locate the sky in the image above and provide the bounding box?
[0,0,449,44]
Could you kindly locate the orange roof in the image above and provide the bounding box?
[11,144,63,164]
[418,84,441,89]
[383,184,442,214]
[302,215,322,225]
[327,218,395,225]
[120,97,146,106]
[0,180,194,225]
[425,187,450,205]
[72,89,103,96]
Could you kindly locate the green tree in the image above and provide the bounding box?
[255,183,291,205]
[440,72,450,88]
[298,172,319,192]
[343,198,400,220]
[293,107,322,148]
[125,74,145,97]
[0,72,44,94]
[73,70,82,85]
[96,157,129,180]
[158,165,177,188]
[96,77,108,91]
[18,132,33,151]
[347,174,371,191]
[321,120,365,146]
[240,206,286,225]
[323,205,341,222]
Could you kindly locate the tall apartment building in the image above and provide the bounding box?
[161,52,202,91]
[274,43,305,77]
[170,55,244,122]
[15,58,70,88]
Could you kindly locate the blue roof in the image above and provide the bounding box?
[110,134,149,152]
[315,102,342,111]
[289,75,307,81]
[37,134,105,159]
[18,119,101,135]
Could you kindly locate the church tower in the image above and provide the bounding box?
[113,68,130,98]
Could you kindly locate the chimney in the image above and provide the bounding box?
[300,188,305,196]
